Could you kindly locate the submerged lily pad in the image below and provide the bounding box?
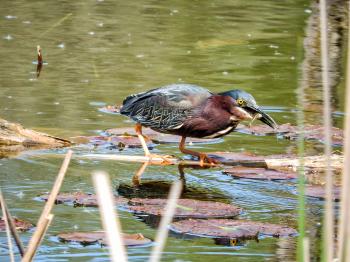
[70,135,153,149]
[236,123,343,146]
[128,198,242,219]
[105,127,220,144]
[170,219,297,240]
[305,185,341,201]
[57,231,151,246]
[0,217,34,232]
[223,167,297,180]
[38,192,128,207]
[236,123,295,136]
[209,152,267,167]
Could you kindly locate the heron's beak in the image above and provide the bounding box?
[245,105,278,129]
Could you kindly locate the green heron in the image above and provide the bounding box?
[120,84,277,165]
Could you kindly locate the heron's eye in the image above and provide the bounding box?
[237,98,245,106]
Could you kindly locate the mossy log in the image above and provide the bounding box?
[0,118,71,156]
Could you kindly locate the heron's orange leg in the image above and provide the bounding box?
[179,136,219,166]
[135,123,150,155]
[135,123,173,165]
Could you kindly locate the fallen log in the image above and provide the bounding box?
[0,118,71,157]
[27,151,344,175]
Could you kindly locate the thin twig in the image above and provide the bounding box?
[319,0,334,260]
[149,180,183,262]
[92,171,127,262]
[337,1,350,261]
[0,191,25,256]
[22,150,73,262]
[0,190,15,262]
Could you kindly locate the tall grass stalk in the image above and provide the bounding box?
[149,181,183,262]
[22,150,73,262]
[337,1,350,261]
[92,171,128,262]
[319,0,334,261]
[0,190,15,262]
[297,33,306,261]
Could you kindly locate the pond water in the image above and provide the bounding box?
[0,0,343,261]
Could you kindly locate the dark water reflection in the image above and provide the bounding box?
[0,0,338,261]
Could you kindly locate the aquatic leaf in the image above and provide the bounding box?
[223,166,297,180]
[38,192,128,207]
[0,217,34,232]
[208,152,267,167]
[70,135,153,149]
[57,231,151,246]
[105,127,221,144]
[305,185,341,201]
[170,219,297,240]
[236,123,344,146]
[128,198,242,219]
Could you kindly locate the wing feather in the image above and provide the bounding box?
[120,84,212,132]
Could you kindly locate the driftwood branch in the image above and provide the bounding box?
[77,153,343,171]
[0,118,71,157]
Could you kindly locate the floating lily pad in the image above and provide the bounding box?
[209,152,267,167]
[70,135,153,149]
[57,231,151,246]
[236,123,343,146]
[0,217,34,232]
[128,198,242,219]
[286,125,343,146]
[105,127,220,144]
[38,192,128,207]
[305,185,341,201]
[147,134,221,144]
[98,105,121,114]
[236,123,295,136]
[170,219,297,241]
[223,167,297,180]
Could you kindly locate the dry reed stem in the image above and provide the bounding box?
[0,190,25,257]
[0,190,15,262]
[22,150,73,262]
[303,237,310,262]
[73,153,342,170]
[92,171,127,262]
[337,1,350,261]
[319,1,335,260]
[21,214,54,262]
[149,181,183,262]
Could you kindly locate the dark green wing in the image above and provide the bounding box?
[120,84,212,132]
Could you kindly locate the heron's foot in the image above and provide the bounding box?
[199,153,220,167]
[146,153,175,165]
